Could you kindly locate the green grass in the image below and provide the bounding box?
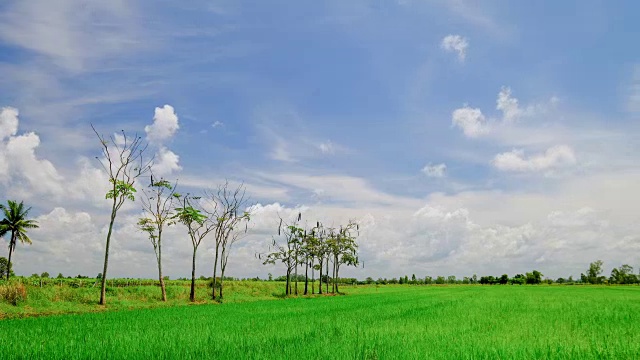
[1,285,639,359]
[0,280,288,318]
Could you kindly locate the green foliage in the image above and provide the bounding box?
[610,264,638,284]
[0,200,39,246]
[173,206,207,226]
[105,179,137,202]
[0,257,14,278]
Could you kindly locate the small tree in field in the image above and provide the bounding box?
[137,175,178,301]
[93,125,151,305]
[173,194,215,302]
[328,221,359,294]
[260,213,303,296]
[0,200,39,281]
[0,257,14,279]
[205,182,251,300]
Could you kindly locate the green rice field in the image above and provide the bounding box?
[1,285,639,359]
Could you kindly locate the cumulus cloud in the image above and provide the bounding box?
[452,106,487,137]
[0,107,19,139]
[0,107,64,197]
[493,145,577,172]
[212,121,224,128]
[152,147,182,176]
[422,163,447,178]
[145,105,179,144]
[441,34,469,61]
[452,87,559,139]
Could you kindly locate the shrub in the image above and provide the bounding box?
[0,283,28,305]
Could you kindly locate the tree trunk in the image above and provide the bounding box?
[294,253,298,296]
[219,264,226,300]
[304,257,309,295]
[190,247,197,302]
[325,257,329,293]
[6,234,15,281]
[311,257,315,295]
[211,242,220,300]
[285,268,290,295]
[157,231,167,302]
[332,256,337,294]
[157,257,167,302]
[335,264,340,294]
[318,258,322,295]
[100,211,117,305]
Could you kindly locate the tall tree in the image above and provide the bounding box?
[173,194,215,302]
[93,126,150,305]
[218,213,250,300]
[328,221,359,294]
[137,175,178,301]
[260,213,303,296]
[0,201,39,280]
[205,182,251,300]
[581,260,605,284]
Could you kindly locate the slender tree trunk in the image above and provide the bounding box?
[157,257,167,302]
[211,242,220,300]
[332,256,337,294]
[285,267,290,295]
[335,264,340,294]
[304,257,309,295]
[326,257,329,293]
[100,210,117,305]
[190,247,197,302]
[157,231,167,302]
[294,252,298,296]
[219,264,226,300]
[318,258,322,295]
[6,234,15,281]
[311,257,315,295]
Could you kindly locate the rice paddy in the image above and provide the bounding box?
[1,285,639,359]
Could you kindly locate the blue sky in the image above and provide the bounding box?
[0,1,639,280]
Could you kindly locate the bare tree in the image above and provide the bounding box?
[173,194,215,302]
[329,221,359,294]
[260,213,303,296]
[93,125,151,305]
[204,181,251,300]
[137,175,178,301]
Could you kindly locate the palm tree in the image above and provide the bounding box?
[0,201,39,280]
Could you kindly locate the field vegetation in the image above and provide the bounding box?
[1,285,639,359]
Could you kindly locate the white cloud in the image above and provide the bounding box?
[0,108,64,197]
[441,34,469,62]
[452,106,487,137]
[212,121,224,128]
[452,87,559,139]
[152,147,182,176]
[493,145,577,172]
[0,107,19,139]
[319,141,335,154]
[145,105,180,144]
[422,163,447,178]
[496,87,523,123]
